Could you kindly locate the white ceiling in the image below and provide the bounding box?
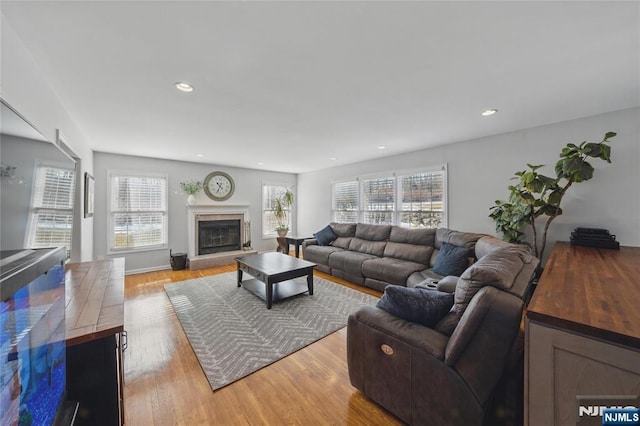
[2,1,638,174]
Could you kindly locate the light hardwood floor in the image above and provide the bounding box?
[123,262,402,425]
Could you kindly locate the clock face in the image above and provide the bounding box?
[203,171,235,201]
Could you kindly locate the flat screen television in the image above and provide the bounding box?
[0,247,70,426]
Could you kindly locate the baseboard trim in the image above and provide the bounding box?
[125,264,172,275]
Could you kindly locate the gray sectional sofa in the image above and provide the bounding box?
[304,222,539,425]
[302,223,485,292]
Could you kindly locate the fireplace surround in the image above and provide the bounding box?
[187,205,255,269]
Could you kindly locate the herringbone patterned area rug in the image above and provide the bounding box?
[164,272,378,391]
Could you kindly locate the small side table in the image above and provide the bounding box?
[279,235,312,258]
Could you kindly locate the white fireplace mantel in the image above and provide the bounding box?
[187,205,250,258]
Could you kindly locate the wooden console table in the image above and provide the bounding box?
[525,242,640,425]
[65,258,125,426]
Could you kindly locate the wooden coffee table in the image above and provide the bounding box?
[236,252,316,309]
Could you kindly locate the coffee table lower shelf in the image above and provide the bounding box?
[240,278,311,306]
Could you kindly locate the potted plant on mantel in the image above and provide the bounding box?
[489,131,616,262]
[180,180,203,205]
[274,187,294,237]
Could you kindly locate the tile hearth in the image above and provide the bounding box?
[188,249,258,270]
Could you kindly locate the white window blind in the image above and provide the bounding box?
[25,163,76,258]
[332,180,359,223]
[398,169,446,228]
[362,176,395,225]
[262,183,290,238]
[109,172,167,251]
[330,166,447,228]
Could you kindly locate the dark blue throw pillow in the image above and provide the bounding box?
[376,286,454,327]
[314,225,338,246]
[433,242,470,277]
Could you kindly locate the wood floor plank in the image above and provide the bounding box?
[123,262,401,425]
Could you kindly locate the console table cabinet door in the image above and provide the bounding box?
[525,319,640,425]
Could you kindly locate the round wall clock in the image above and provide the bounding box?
[203,171,235,201]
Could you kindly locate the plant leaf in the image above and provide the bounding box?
[576,161,595,181]
[547,189,563,205]
[582,142,602,157]
[600,144,612,162]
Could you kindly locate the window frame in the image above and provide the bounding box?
[331,177,360,223]
[396,165,448,229]
[107,169,169,254]
[330,165,448,228]
[262,181,294,239]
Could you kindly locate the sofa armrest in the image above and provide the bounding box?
[350,306,448,359]
[437,275,459,293]
[302,238,318,248]
[414,275,458,293]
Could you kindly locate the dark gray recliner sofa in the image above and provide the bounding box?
[302,223,485,292]
[347,237,539,425]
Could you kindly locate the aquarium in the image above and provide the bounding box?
[1,247,67,426]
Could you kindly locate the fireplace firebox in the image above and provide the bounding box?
[198,219,241,255]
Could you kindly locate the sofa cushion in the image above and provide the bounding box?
[355,223,392,241]
[330,222,357,237]
[332,237,353,249]
[383,242,432,265]
[377,287,454,327]
[302,245,344,266]
[433,242,470,276]
[329,223,356,249]
[349,238,387,257]
[389,226,436,246]
[328,250,377,277]
[362,257,427,286]
[314,225,338,246]
[454,247,525,316]
[435,228,485,249]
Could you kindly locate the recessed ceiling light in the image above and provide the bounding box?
[482,109,498,116]
[258,162,264,166]
[175,82,194,92]
[330,157,337,161]
[196,154,204,158]
[378,145,386,150]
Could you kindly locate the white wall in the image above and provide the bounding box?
[1,14,95,261]
[93,152,296,273]
[298,107,640,263]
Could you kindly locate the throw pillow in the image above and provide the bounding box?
[433,242,470,276]
[314,225,338,246]
[376,286,454,328]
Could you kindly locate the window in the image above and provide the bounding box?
[362,176,395,225]
[262,183,291,238]
[332,180,359,223]
[397,170,445,228]
[109,171,167,252]
[331,166,447,228]
[25,162,76,258]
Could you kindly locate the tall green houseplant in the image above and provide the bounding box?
[489,131,616,260]
[274,187,294,236]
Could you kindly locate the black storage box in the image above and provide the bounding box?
[170,250,187,270]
